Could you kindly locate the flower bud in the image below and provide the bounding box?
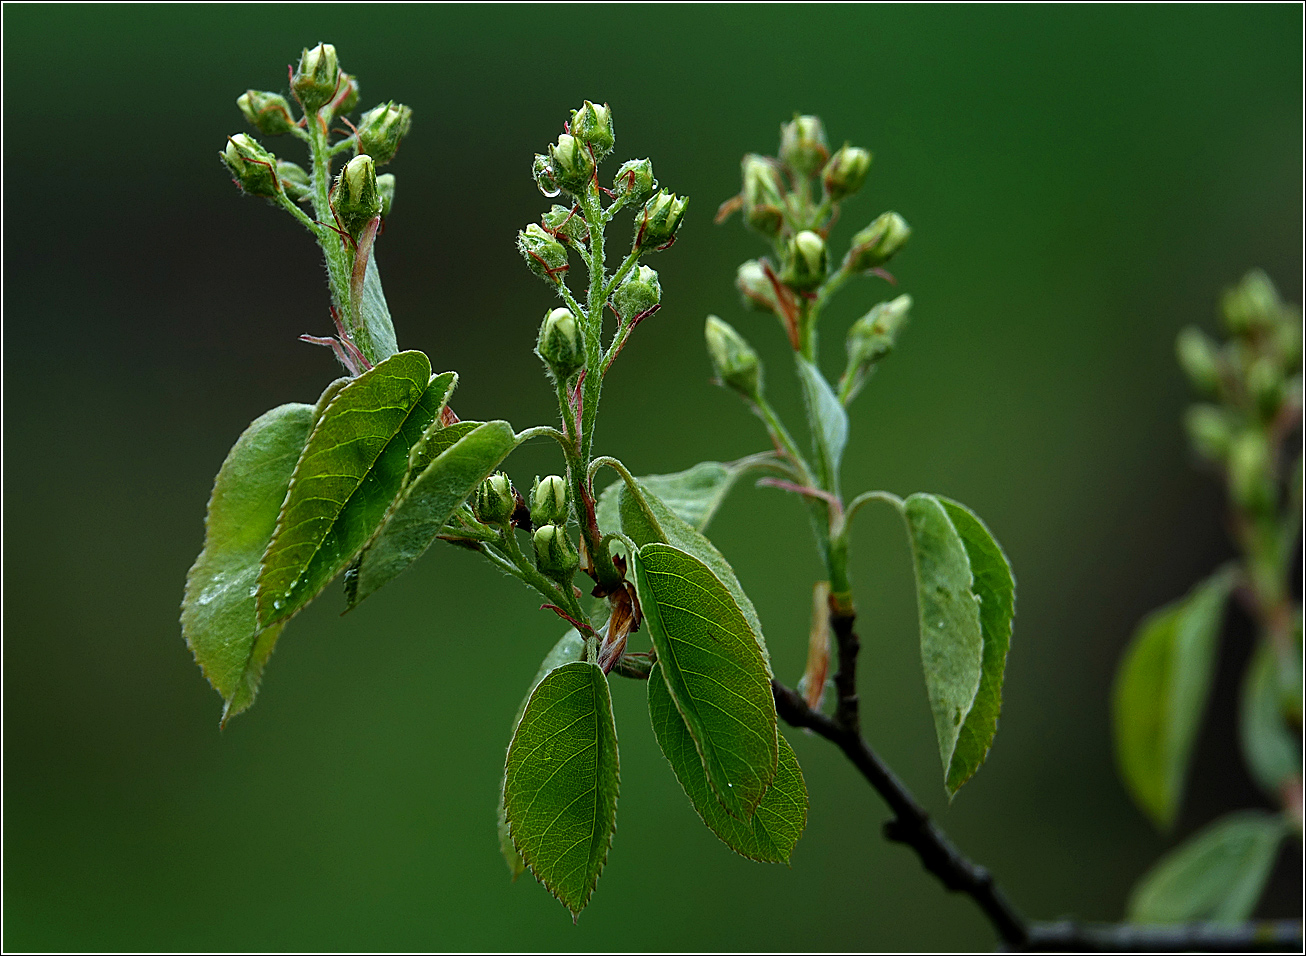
[612,266,661,319]
[1222,269,1282,336]
[533,524,579,579]
[542,204,589,245]
[845,212,911,272]
[780,114,829,176]
[1184,405,1234,461]
[549,133,596,193]
[533,153,561,198]
[846,295,912,370]
[331,154,382,238]
[220,133,279,197]
[517,223,569,285]
[570,101,614,162]
[705,315,762,399]
[531,475,570,526]
[613,158,655,205]
[736,259,779,313]
[376,173,396,218]
[741,154,786,238]
[1278,315,1303,374]
[475,472,516,525]
[1175,327,1223,397]
[634,190,688,251]
[822,143,872,202]
[780,230,828,290]
[332,73,360,115]
[292,42,340,114]
[237,90,296,136]
[536,307,584,379]
[1229,429,1275,513]
[356,102,412,166]
[277,159,312,202]
[1248,357,1286,422]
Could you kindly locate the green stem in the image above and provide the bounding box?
[753,395,815,486]
[602,250,641,302]
[496,526,587,626]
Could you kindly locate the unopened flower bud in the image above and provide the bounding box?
[536,307,583,379]
[531,475,570,526]
[332,73,360,115]
[220,133,279,197]
[1184,405,1234,461]
[356,101,412,166]
[736,259,779,313]
[612,266,661,319]
[613,158,655,205]
[533,524,579,579]
[845,212,911,272]
[533,153,560,198]
[376,173,396,218]
[1222,269,1282,336]
[1248,357,1286,422]
[741,154,786,238]
[1278,315,1303,373]
[570,101,615,162]
[780,230,828,290]
[518,223,569,285]
[1229,429,1275,513]
[549,133,596,193]
[237,90,296,136]
[847,295,912,370]
[331,153,381,238]
[822,143,872,202]
[277,159,312,202]
[705,315,762,399]
[475,472,516,525]
[542,204,589,245]
[780,114,829,176]
[634,190,688,251]
[1175,327,1223,397]
[292,42,340,114]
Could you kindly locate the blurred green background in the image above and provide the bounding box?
[4,4,1301,951]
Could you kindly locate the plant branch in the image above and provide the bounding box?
[1023,919,1302,952]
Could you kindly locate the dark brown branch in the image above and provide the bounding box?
[1023,919,1303,951]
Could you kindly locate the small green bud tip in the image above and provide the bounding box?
[570,101,615,162]
[847,294,912,369]
[1249,357,1287,422]
[1184,405,1233,461]
[237,90,296,136]
[332,153,381,238]
[475,473,516,525]
[780,114,830,177]
[705,315,762,398]
[736,259,779,314]
[292,42,340,114]
[741,154,786,238]
[1229,429,1275,513]
[612,265,661,320]
[376,173,396,219]
[613,158,655,205]
[1175,327,1223,397]
[781,230,828,291]
[822,143,872,202]
[333,73,360,115]
[542,204,589,245]
[549,132,596,193]
[357,101,412,166]
[518,223,569,285]
[533,524,579,578]
[1223,269,1284,336]
[635,190,689,251]
[220,133,279,197]
[846,212,911,272]
[537,307,583,379]
[531,475,570,526]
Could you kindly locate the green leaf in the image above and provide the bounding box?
[1128,810,1287,924]
[346,419,520,607]
[1112,568,1235,829]
[631,543,778,818]
[182,402,315,724]
[1239,639,1301,798]
[256,351,442,626]
[360,249,399,362]
[597,460,754,535]
[499,630,587,881]
[503,660,619,919]
[648,662,806,862]
[795,357,848,489]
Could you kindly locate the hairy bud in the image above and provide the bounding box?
[1184,405,1234,462]
[221,133,279,197]
[1229,429,1274,514]
[536,307,584,380]
[357,101,412,166]
[780,229,828,290]
[549,133,596,194]
[238,90,296,136]
[736,259,779,313]
[634,190,689,251]
[780,114,829,176]
[613,158,656,205]
[542,204,589,245]
[1222,269,1282,336]
[332,73,360,115]
[845,212,911,272]
[531,475,570,527]
[331,154,381,238]
[1175,327,1223,397]
[292,42,340,114]
[822,143,872,202]
[475,473,516,525]
[533,524,579,579]
[570,101,615,162]
[518,223,569,285]
[376,173,396,218]
[846,295,912,371]
[277,159,312,203]
[705,315,762,399]
[612,266,661,319]
[741,154,786,238]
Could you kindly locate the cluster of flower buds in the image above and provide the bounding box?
[356,102,412,165]
[530,475,579,580]
[1179,270,1302,515]
[221,134,281,197]
[705,315,762,401]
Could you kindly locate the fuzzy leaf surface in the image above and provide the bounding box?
[347,419,519,606]
[632,544,777,818]
[1127,811,1286,924]
[182,402,314,723]
[503,661,618,919]
[795,357,848,489]
[1113,568,1234,829]
[360,249,399,362]
[648,662,805,861]
[256,351,440,625]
